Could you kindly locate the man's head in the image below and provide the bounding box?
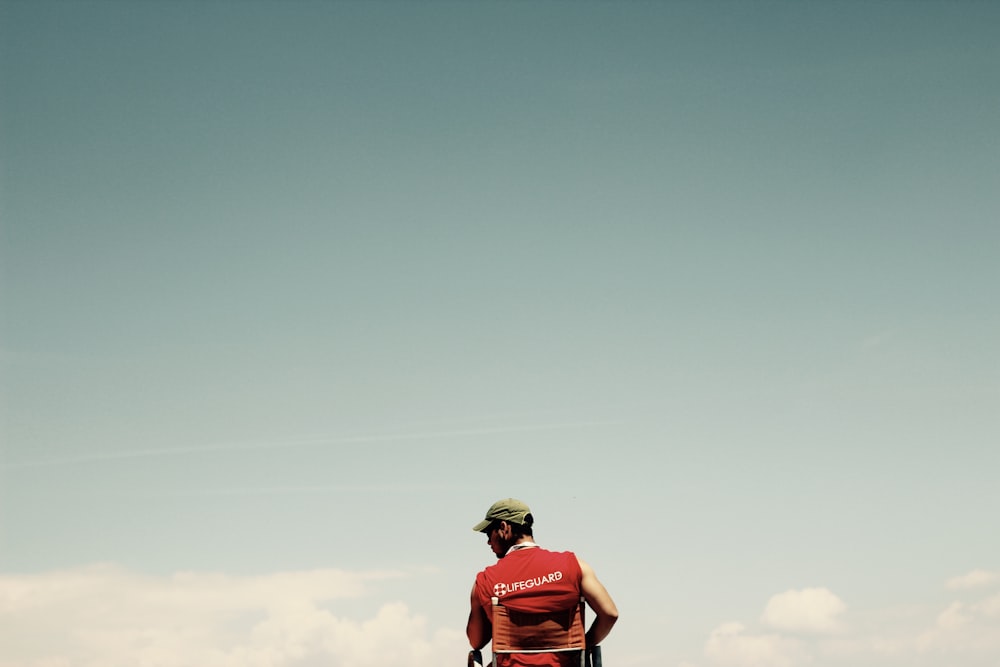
[473,498,534,558]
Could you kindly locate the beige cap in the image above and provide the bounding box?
[472,498,532,532]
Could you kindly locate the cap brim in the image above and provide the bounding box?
[472,519,492,532]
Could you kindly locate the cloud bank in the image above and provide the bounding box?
[0,564,465,667]
[5,566,1000,667]
[698,573,1000,667]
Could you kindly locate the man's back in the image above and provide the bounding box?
[474,546,582,614]
[466,499,618,667]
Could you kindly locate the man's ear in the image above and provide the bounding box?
[499,521,511,538]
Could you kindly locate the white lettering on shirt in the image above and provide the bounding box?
[493,570,563,598]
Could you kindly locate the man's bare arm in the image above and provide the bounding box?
[466,584,491,649]
[578,556,619,647]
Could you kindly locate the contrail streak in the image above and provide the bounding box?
[0,420,619,470]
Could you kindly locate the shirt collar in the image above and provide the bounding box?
[505,541,539,556]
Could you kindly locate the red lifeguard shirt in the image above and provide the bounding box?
[474,545,583,667]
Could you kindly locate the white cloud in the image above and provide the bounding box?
[693,584,1000,667]
[946,568,999,591]
[916,594,1000,656]
[704,622,808,667]
[977,592,1000,616]
[760,587,846,634]
[0,564,465,667]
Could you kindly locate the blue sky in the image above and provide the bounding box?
[1,1,998,666]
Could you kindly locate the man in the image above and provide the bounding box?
[466,498,619,667]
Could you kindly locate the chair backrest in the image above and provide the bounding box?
[491,595,586,666]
